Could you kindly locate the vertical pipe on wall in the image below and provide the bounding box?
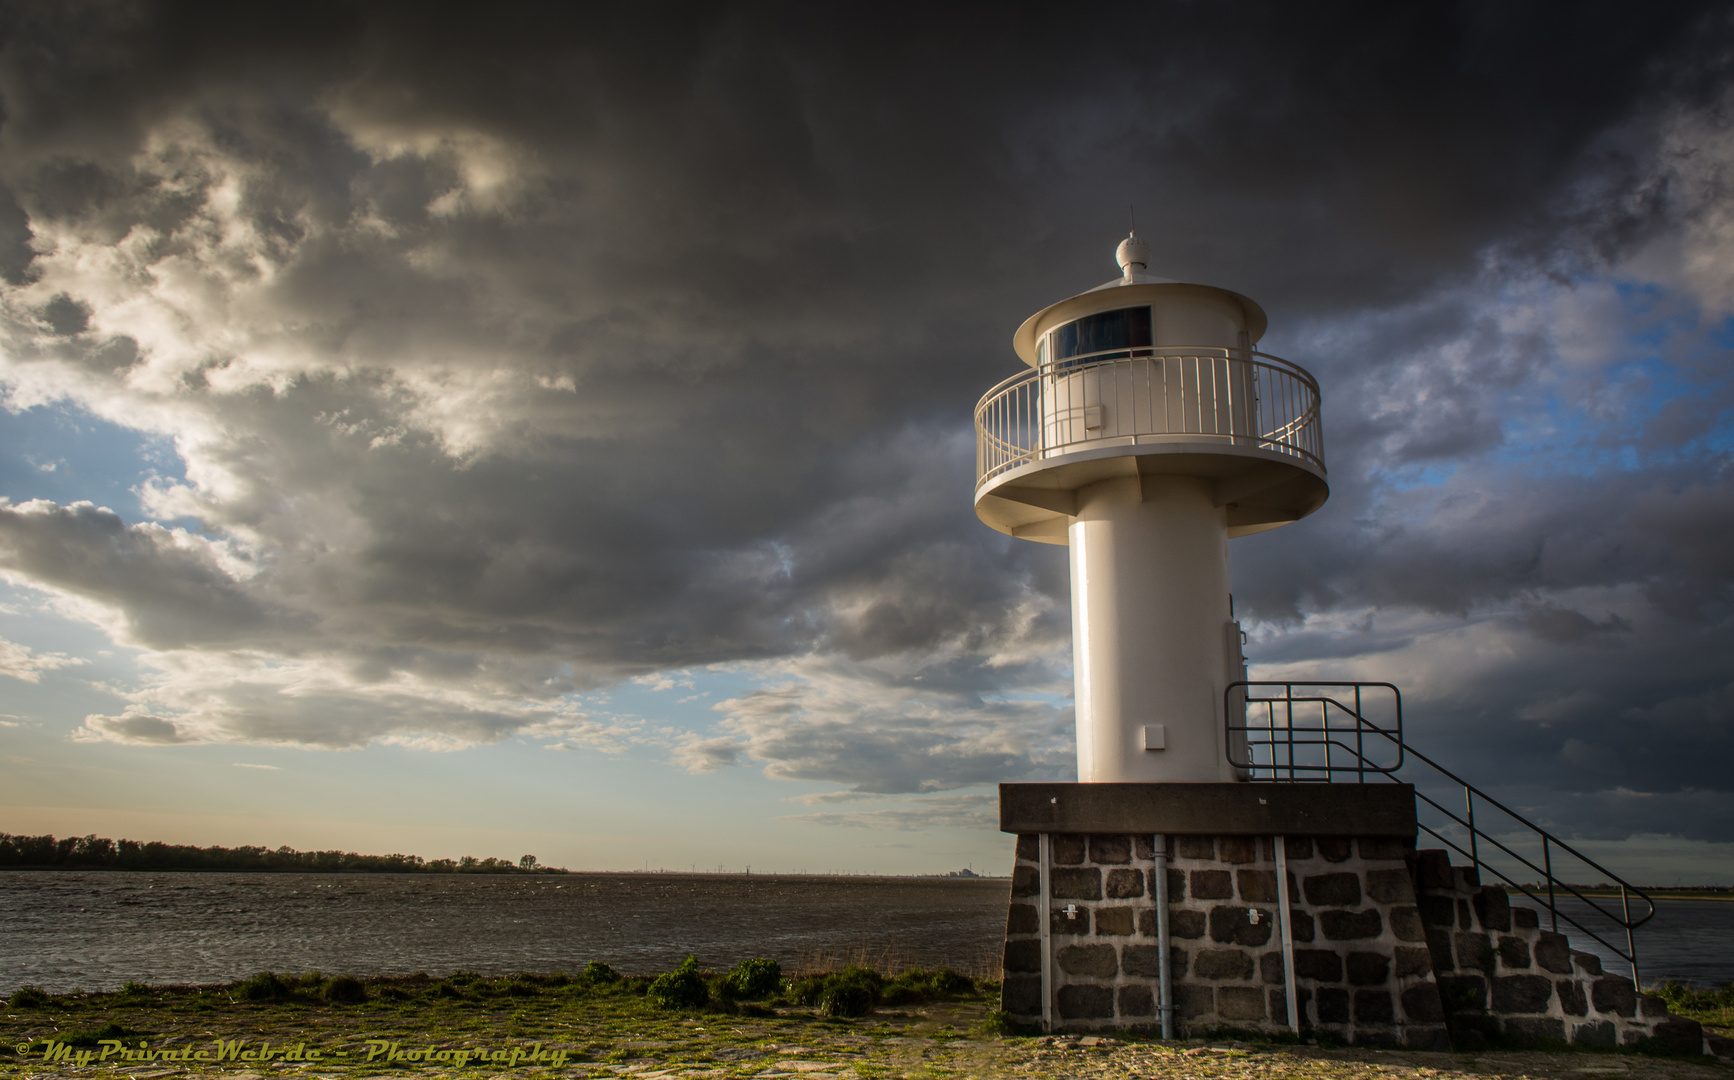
[1275,835,1299,1034]
[1154,833,1173,1040]
[1038,833,1053,1032]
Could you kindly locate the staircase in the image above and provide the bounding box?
[1227,681,1730,1058]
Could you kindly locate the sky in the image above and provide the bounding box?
[0,3,1730,881]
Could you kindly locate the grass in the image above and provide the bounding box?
[1654,980,1734,1036]
[2,964,1730,1079]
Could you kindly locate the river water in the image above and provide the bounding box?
[2,871,1728,994]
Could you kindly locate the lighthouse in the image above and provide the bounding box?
[975,232,1328,782]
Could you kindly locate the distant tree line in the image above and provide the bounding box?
[0,834,567,874]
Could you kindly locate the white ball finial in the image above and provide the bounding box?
[1116,232,1151,281]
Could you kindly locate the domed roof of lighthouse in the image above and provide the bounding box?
[1011,232,1269,365]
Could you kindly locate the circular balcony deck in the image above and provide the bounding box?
[974,347,1328,544]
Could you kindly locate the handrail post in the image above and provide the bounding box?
[1544,837,1557,933]
[1622,886,1638,990]
[1465,788,1479,876]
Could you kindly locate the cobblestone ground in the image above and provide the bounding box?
[4,992,1729,1080]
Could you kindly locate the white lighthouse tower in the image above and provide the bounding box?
[975,233,1328,783]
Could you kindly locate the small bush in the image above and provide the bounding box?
[236,972,291,1002]
[649,956,709,1009]
[431,981,465,999]
[724,958,782,1000]
[880,967,975,1005]
[501,977,539,997]
[582,961,620,985]
[8,985,51,1008]
[322,976,367,1003]
[977,1009,1036,1036]
[118,981,152,999]
[820,980,876,1017]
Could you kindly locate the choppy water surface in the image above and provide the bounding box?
[1545,895,1734,988]
[2,872,1729,994]
[0,872,1009,993]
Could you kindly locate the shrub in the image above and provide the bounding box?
[8,985,50,1008]
[501,977,539,997]
[118,981,152,999]
[820,979,876,1018]
[236,972,291,1001]
[322,976,367,1003]
[880,967,975,1005]
[582,961,620,985]
[723,958,782,1000]
[648,956,709,1009]
[431,981,465,999]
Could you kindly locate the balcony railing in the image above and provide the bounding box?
[975,347,1324,487]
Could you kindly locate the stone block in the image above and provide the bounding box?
[1571,1019,1616,1047]
[1316,986,1351,1023]
[1285,836,1314,859]
[1437,974,1487,1012]
[1260,951,1286,984]
[1195,948,1254,980]
[1134,835,1157,860]
[1121,944,1182,978]
[1176,835,1215,860]
[1389,906,1425,942]
[1503,1016,1566,1043]
[1118,983,1155,1017]
[1218,986,1266,1021]
[1191,869,1233,899]
[1557,979,1587,1016]
[1052,867,1102,900]
[1237,869,1278,902]
[1512,906,1539,930]
[1051,835,1086,865]
[1269,988,1290,1025]
[1011,865,1039,898]
[1052,905,1090,935]
[1591,976,1636,1017]
[1094,906,1134,936]
[1220,836,1258,864]
[1454,931,1493,973]
[1005,903,1039,935]
[1533,932,1571,974]
[1164,907,1206,938]
[1360,838,1406,861]
[1105,868,1144,899]
[1293,948,1343,981]
[1457,897,1473,930]
[1089,834,1131,864]
[1174,983,1214,1019]
[1401,983,1445,1023]
[1425,928,1455,972]
[1640,992,1669,1019]
[1001,974,1042,1015]
[1320,908,1382,940]
[1015,834,1039,861]
[1304,872,1362,907]
[1651,1019,1706,1055]
[1405,1026,1454,1051]
[1453,865,1481,889]
[1497,935,1531,970]
[1316,837,1353,862]
[1394,945,1433,977]
[1289,907,1315,942]
[1417,894,1456,927]
[1210,905,1274,946]
[1347,951,1391,986]
[1057,984,1115,1019]
[1412,848,1452,890]
[1571,950,1602,976]
[1165,867,1186,900]
[1354,989,1395,1024]
[1003,938,1042,973]
[1058,943,1118,979]
[1491,974,1554,1015]
[1365,867,1416,903]
[1473,886,1511,932]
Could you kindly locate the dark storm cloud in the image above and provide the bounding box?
[0,1,1729,827]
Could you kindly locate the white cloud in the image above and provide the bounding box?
[0,634,86,683]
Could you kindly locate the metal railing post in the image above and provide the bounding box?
[1465,788,1480,876]
[1544,837,1557,933]
[1622,886,1638,990]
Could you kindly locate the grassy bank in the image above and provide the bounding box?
[3,965,1730,1079]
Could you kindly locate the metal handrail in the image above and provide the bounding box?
[975,347,1325,487]
[1225,680,1656,988]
